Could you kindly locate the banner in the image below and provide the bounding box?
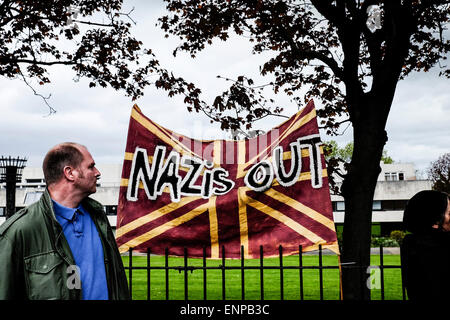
[115,100,339,258]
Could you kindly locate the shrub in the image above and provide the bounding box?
[390,230,406,245]
[371,236,399,247]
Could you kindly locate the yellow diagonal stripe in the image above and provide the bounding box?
[116,196,202,238]
[124,152,135,161]
[246,107,317,167]
[131,107,201,159]
[118,202,210,253]
[264,188,335,231]
[246,195,325,244]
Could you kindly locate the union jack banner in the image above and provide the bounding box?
[115,100,339,258]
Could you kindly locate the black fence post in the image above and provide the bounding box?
[222,245,226,300]
[241,245,245,300]
[203,247,207,301]
[184,247,188,301]
[402,263,407,301]
[128,248,133,298]
[380,244,385,300]
[299,245,304,300]
[165,248,169,300]
[279,245,284,300]
[147,248,151,300]
[319,244,323,300]
[260,245,264,300]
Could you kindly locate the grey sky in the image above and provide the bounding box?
[0,0,448,176]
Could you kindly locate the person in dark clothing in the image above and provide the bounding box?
[401,190,450,301]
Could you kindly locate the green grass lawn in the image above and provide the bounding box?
[121,254,404,300]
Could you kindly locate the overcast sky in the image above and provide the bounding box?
[0,1,448,177]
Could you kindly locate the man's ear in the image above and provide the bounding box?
[63,166,76,182]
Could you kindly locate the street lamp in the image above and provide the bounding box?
[0,156,27,219]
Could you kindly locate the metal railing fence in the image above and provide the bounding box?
[124,244,405,300]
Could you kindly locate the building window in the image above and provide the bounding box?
[382,200,408,211]
[334,200,383,211]
[385,172,395,181]
[0,207,4,216]
[23,191,44,205]
[336,201,345,211]
[372,200,382,211]
[384,172,405,181]
[26,179,45,184]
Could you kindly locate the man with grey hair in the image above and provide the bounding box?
[0,143,129,300]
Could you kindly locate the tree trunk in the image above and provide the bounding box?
[340,95,390,300]
[337,2,416,299]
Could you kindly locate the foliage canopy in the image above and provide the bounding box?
[428,152,450,193]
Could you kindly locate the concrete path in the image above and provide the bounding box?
[303,247,400,255]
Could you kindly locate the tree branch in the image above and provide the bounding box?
[73,20,114,27]
[18,70,56,116]
[0,57,77,66]
[290,45,344,80]
[310,0,345,27]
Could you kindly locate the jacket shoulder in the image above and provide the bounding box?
[0,207,30,236]
[0,200,47,237]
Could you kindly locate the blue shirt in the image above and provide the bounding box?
[52,200,109,300]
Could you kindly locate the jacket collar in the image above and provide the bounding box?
[40,189,107,240]
[41,188,59,223]
[41,188,102,221]
[52,199,84,221]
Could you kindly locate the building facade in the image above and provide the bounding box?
[331,162,431,236]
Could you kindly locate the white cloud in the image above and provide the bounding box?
[386,69,450,172]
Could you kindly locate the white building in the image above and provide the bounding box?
[332,162,431,235]
[0,162,432,235]
[0,164,121,228]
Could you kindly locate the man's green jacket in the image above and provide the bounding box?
[0,189,130,300]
